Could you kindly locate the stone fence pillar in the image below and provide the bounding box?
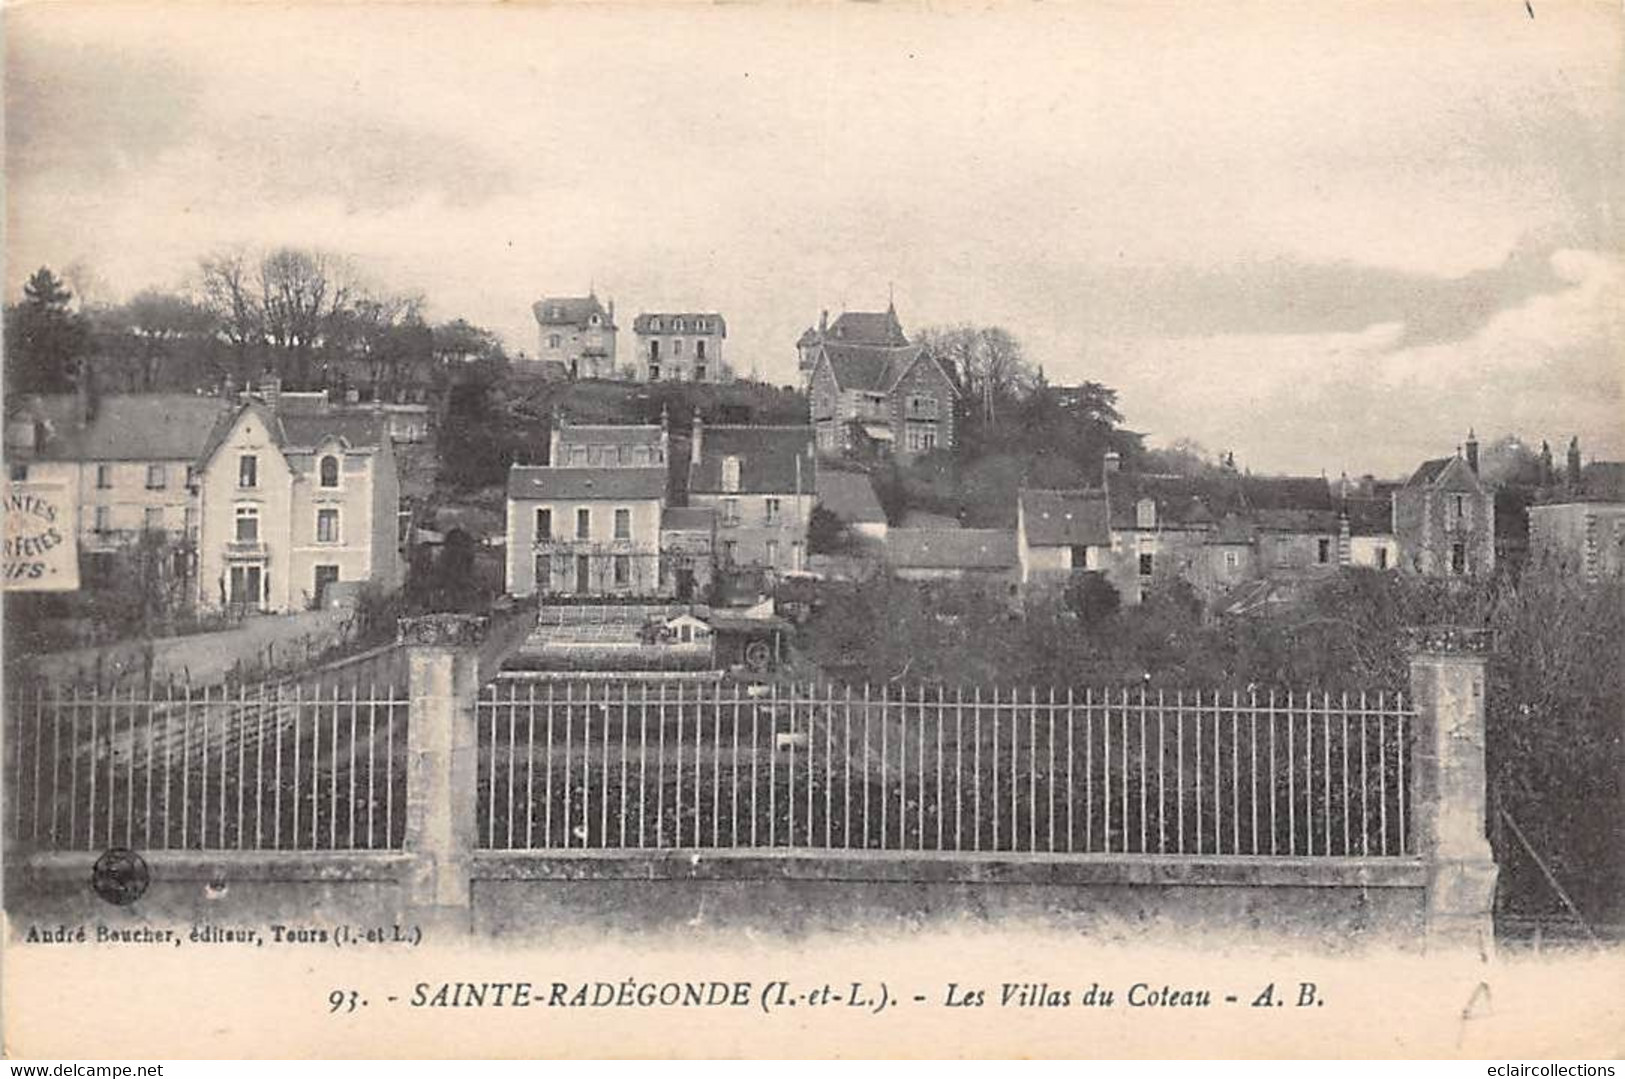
[1406,626,1498,957]
[400,613,487,916]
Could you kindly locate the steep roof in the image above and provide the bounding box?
[828,308,908,347]
[816,470,886,525]
[558,423,663,447]
[1019,489,1110,546]
[1253,508,1341,534]
[632,313,726,336]
[1406,458,1453,487]
[14,394,229,462]
[196,399,389,466]
[689,425,816,495]
[1105,472,1334,529]
[532,294,613,328]
[886,528,1016,570]
[1342,496,1393,537]
[507,466,667,501]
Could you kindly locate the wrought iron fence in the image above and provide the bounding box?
[5,683,409,852]
[475,681,1415,857]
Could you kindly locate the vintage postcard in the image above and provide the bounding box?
[2,0,1621,1061]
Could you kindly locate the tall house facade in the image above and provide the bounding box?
[505,467,666,597]
[194,399,402,613]
[801,303,957,459]
[1393,436,1495,577]
[532,292,618,380]
[686,418,816,574]
[631,313,727,383]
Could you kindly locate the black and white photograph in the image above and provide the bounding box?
[2,0,1621,1062]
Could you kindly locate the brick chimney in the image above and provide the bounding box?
[690,410,704,468]
[260,375,281,412]
[1465,428,1479,475]
[1567,436,1582,488]
[549,406,564,465]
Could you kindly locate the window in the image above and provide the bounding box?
[185,506,198,534]
[94,506,110,533]
[1317,537,1331,564]
[1453,494,1466,520]
[1070,545,1089,570]
[765,497,781,524]
[721,498,741,526]
[613,555,629,587]
[9,464,26,481]
[238,455,258,489]
[791,540,805,571]
[548,334,561,349]
[1138,552,1154,577]
[649,340,660,361]
[144,507,164,532]
[1136,498,1156,529]
[907,394,938,418]
[185,464,200,487]
[722,539,737,563]
[694,364,707,382]
[649,364,661,381]
[96,464,113,490]
[766,540,779,567]
[317,508,340,544]
[313,565,340,608]
[650,318,661,332]
[721,456,740,493]
[696,340,706,360]
[235,505,258,542]
[1224,549,1240,570]
[319,455,340,488]
[146,464,167,490]
[674,319,685,332]
[1451,541,1466,575]
[906,424,937,452]
[535,508,553,541]
[576,508,591,540]
[614,508,631,540]
[673,339,684,356]
[1376,546,1389,570]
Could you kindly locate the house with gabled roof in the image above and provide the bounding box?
[1394,434,1495,577]
[1016,488,1110,586]
[532,290,617,380]
[886,528,1016,583]
[687,417,816,574]
[800,302,958,458]
[194,390,402,612]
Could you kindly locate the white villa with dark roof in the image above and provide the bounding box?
[194,392,402,613]
[532,291,618,380]
[631,312,726,383]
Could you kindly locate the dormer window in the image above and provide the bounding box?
[238,455,258,489]
[721,455,741,493]
[1136,497,1156,530]
[319,454,340,488]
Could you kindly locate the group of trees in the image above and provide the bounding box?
[4,252,512,406]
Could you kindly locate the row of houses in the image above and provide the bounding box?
[6,384,407,613]
[504,412,816,601]
[530,292,962,465]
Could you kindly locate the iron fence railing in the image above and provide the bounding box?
[5,683,409,852]
[475,681,1416,857]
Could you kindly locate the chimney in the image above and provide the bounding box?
[549,406,564,465]
[607,297,615,325]
[1465,428,1479,475]
[1539,440,1554,486]
[659,404,671,464]
[1567,436,1582,488]
[819,310,828,335]
[1103,449,1121,478]
[690,410,704,468]
[261,375,281,412]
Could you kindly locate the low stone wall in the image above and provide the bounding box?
[19,606,360,690]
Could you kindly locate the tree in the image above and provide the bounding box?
[806,505,850,555]
[1063,571,1120,624]
[918,323,1035,425]
[198,249,264,382]
[5,267,90,395]
[97,289,219,391]
[258,247,354,387]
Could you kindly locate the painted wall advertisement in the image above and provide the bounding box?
[4,480,79,591]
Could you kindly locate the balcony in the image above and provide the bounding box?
[225,539,268,559]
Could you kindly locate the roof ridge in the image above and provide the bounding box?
[703,424,813,431]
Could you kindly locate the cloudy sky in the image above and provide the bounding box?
[6,2,1621,476]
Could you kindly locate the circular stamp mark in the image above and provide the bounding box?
[92,847,150,906]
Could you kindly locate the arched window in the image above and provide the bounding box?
[319,455,340,488]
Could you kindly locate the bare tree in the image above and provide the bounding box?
[198,249,263,383]
[257,247,355,387]
[917,323,1035,424]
